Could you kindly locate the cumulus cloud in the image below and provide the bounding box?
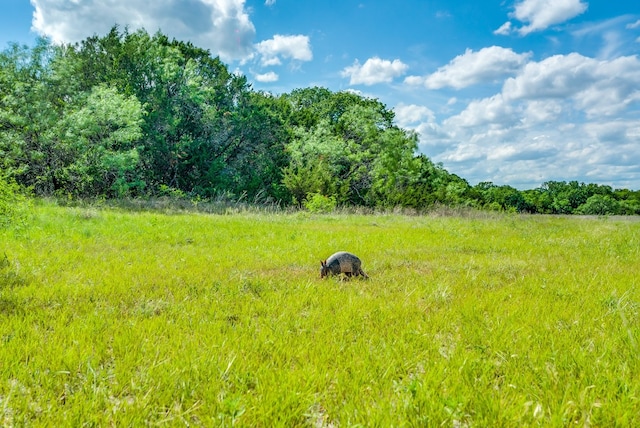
[521,100,563,125]
[503,53,640,117]
[419,111,637,187]
[447,53,640,135]
[403,75,425,86]
[444,94,516,128]
[502,53,595,100]
[342,57,408,85]
[254,34,312,66]
[493,22,512,36]
[496,0,588,36]
[254,71,279,82]
[394,103,436,127]
[408,46,531,90]
[394,103,451,152]
[400,52,640,189]
[30,0,256,61]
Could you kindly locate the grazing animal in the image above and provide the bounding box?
[320,251,369,279]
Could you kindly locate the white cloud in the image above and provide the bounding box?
[394,104,451,151]
[400,52,640,189]
[494,22,512,36]
[265,0,276,6]
[571,16,639,59]
[394,103,436,127]
[450,53,640,128]
[431,121,593,187]
[254,71,278,82]
[522,100,563,125]
[414,47,531,90]
[254,34,312,66]
[403,75,425,86]
[503,53,595,100]
[573,16,633,38]
[342,57,408,85]
[497,0,588,36]
[503,53,640,117]
[444,94,515,128]
[626,19,640,29]
[30,0,256,61]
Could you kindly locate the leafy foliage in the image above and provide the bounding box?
[303,192,337,213]
[0,175,27,227]
[56,84,145,197]
[1,29,638,212]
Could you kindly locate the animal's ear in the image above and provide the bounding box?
[320,260,326,267]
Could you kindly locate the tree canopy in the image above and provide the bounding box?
[1,28,638,214]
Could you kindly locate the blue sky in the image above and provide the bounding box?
[2,0,640,190]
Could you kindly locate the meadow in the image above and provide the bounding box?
[0,201,638,426]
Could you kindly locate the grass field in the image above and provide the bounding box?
[1,201,639,426]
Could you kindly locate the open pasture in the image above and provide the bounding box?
[1,202,639,426]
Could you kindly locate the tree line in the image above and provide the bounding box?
[1,27,639,215]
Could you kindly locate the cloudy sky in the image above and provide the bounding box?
[2,0,640,189]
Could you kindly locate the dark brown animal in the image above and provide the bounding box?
[320,251,368,279]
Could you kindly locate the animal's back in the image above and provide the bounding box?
[327,251,360,273]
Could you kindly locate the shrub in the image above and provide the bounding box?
[0,175,28,228]
[576,194,621,215]
[303,192,337,213]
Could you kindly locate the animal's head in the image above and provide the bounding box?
[320,260,329,278]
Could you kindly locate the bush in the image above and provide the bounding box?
[576,195,620,215]
[0,175,28,228]
[303,193,337,213]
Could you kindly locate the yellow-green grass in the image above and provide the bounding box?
[1,201,638,426]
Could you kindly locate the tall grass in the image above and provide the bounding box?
[1,201,638,426]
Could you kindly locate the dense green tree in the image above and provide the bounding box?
[282,157,334,206]
[0,39,63,194]
[282,119,352,204]
[49,27,279,199]
[576,194,621,215]
[2,29,639,212]
[56,84,145,197]
[614,188,640,215]
[534,181,618,214]
[368,127,421,206]
[208,91,291,201]
[280,91,428,207]
[367,155,470,208]
[474,182,528,212]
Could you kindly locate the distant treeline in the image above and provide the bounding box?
[1,27,639,214]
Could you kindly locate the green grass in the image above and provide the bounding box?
[1,201,639,426]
